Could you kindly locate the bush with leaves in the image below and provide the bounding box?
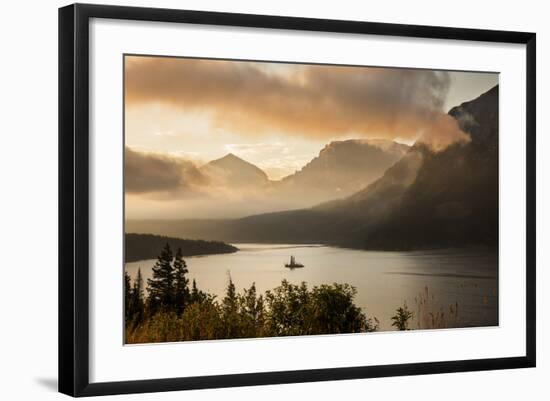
[126,277,378,343]
[391,303,413,330]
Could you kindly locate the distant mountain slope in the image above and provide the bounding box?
[127,86,499,250]
[358,86,499,249]
[195,140,409,213]
[125,145,428,246]
[201,153,269,188]
[310,145,426,245]
[125,233,238,263]
[274,139,408,201]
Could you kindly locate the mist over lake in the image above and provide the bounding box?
[125,244,498,331]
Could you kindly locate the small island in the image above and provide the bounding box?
[284,255,304,269]
[125,233,238,263]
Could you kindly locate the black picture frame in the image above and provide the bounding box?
[59,3,536,397]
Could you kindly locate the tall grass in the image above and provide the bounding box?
[412,286,460,330]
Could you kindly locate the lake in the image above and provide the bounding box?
[125,244,498,331]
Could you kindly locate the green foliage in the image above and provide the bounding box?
[221,275,241,338]
[180,300,224,340]
[147,243,175,312]
[190,279,208,304]
[124,244,390,344]
[391,303,413,330]
[264,280,374,336]
[126,274,378,343]
[264,281,311,336]
[311,283,369,334]
[125,233,237,263]
[124,268,146,333]
[130,268,145,324]
[239,283,265,338]
[124,271,132,322]
[173,248,190,315]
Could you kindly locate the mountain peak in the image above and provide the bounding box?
[202,153,268,186]
[209,153,262,169]
[449,84,498,118]
[277,137,410,200]
[448,84,499,147]
[211,152,246,164]
[321,139,409,154]
[220,152,239,160]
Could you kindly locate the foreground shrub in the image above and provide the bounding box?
[125,243,378,343]
[126,278,377,343]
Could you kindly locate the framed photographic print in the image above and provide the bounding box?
[58,3,536,397]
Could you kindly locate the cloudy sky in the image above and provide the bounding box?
[125,56,497,179]
[124,55,497,218]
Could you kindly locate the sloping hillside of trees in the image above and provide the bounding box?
[125,233,237,263]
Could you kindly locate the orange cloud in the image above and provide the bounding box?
[125,147,208,196]
[125,56,469,148]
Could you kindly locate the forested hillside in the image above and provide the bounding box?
[125,233,237,262]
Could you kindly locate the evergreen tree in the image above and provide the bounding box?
[124,271,132,322]
[191,279,199,302]
[222,274,240,338]
[222,275,237,314]
[147,243,174,312]
[190,279,207,304]
[240,283,265,337]
[173,248,190,315]
[130,268,145,323]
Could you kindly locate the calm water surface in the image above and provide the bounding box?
[125,244,498,331]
